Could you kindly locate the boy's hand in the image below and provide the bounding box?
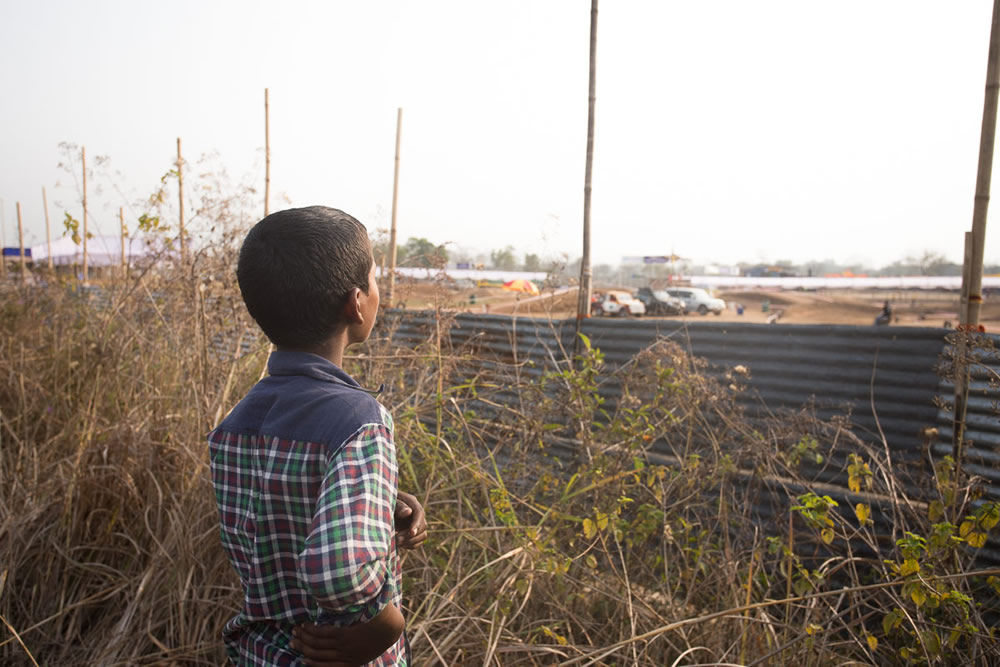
[290,623,351,666]
[394,491,427,549]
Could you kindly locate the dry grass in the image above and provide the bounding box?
[1,255,999,665]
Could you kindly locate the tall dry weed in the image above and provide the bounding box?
[1,259,999,665]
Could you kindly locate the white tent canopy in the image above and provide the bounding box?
[30,235,167,266]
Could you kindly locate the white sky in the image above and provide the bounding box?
[1,0,998,268]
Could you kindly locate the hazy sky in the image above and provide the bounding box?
[1,1,998,268]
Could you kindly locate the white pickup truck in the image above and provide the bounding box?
[591,290,646,317]
[665,287,726,315]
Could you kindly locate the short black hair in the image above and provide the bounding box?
[237,206,372,349]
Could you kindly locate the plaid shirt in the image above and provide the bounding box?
[209,351,406,666]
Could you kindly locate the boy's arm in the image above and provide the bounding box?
[292,490,424,665]
[291,603,404,666]
[296,423,399,628]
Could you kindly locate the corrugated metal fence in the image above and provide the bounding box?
[387,312,947,448]
[382,311,1000,563]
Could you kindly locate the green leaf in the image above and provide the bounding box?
[564,473,579,495]
[882,614,894,637]
[882,608,903,636]
[923,630,941,656]
[981,502,1000,530]
[911,586,927,607]
[855,503,871,525]
[899,559,920,577]
[820,528,835,544]
[582,518,595,540]
[966,531,987,548]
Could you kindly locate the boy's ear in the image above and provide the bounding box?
[341,288,364,325]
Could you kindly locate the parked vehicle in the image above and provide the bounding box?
[634,287,686,315]
[665,287,726,315]
[591,290,646,317]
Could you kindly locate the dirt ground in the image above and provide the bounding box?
[388,280,1000,331]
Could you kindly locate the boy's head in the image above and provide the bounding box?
[237,206,376,350]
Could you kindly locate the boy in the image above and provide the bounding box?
[209,206,425,666]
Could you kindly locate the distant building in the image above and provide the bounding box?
[742,264,799,278]
[702,264,740,276]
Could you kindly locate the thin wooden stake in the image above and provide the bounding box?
[42,186,53,271]
[961,231,974,325]
[953,232,976,471]
[82,146,88,283]
[574,0,599,355]
[177,138,186,263]
[387,107,403,308]
[16,202,25,286]
[1,198,7,279]
[120,207,127,279]
[264,88,271,217]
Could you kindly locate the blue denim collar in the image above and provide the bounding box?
[267,350,361,388]
[266,350,384,395]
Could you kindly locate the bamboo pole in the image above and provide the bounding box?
[177,138,186,263]
[574,0,599,353]
[386,107,402,308]
[964,0,1000,328]
[16,202,25,286]
[42,186,53,271]
[264,88,271,217]
[954,0,1000,463]
[120,207,127,278]
[82,146,88,283]
[1,198,7,279]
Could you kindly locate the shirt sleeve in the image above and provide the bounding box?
[296,422,398,616]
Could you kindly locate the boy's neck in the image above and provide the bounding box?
[281,332,349,368]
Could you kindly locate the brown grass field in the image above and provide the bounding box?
[3,271,1000,665]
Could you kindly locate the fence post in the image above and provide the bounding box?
[16,201,26,286]
[387,107,402,308]
[177,138,186,264]
[82,146,88,283]
[43,186,53,271]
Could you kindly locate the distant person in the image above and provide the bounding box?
[209,207,427,666]
[875,300,892,326]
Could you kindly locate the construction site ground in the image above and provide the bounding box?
[389,281,1000,331]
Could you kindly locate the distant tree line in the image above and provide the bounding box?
[742,252,1000,278]
[370,237,999,280]
[371,236,549,272]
